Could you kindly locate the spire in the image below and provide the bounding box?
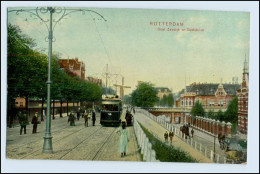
[243,54,248,73]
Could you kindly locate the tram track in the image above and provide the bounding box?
[20,125,101,159]
[8,121,86,155]
[91,127,117,160]
[58,126,105,160]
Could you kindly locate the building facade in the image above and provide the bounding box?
[237,59,249,135]
[85,76,102,86]
[156,87,172,100]
[180,83,240,112]
[58,57,85,80]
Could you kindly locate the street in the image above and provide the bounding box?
[6,112,141,161]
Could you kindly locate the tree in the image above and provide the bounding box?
[224,97,238,123]
[162,94,168,106]
[131,82,159,107]
[216,109,224,122]
[191,101,205,119]
[208,109,215,119]
[167,93,174,107]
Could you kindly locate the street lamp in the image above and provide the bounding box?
[8,7,106,153]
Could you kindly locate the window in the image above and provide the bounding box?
[20,102,23,107]
[15,102,18,104]
[189,101,191,106]
[218,101,223,107]
[209,101,214,106]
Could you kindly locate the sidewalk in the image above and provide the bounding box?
[134,112,213,163]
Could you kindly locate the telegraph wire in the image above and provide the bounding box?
[88,11,113,68]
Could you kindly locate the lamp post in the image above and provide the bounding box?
[9,7,106,153]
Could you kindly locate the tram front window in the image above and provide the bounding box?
[102,104,118,111]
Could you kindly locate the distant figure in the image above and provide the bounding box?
[116,121,130,157]
[133,107,135,115]
[125,110,132,127]
[164,131,169,143]
[169,131,174,144]
[92,110,96,126]
[18,111,28,135]
[68,112,75,126]
[31,112,39,133]
[77,111,80,121]
[84,111,88,127]
[191,128,194,138]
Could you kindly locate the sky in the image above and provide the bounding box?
[7,7,250,94]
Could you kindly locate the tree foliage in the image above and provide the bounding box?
[191,101,205,118]
[224,97,238,123]
[7,24,102,113]
[131,82,158,107]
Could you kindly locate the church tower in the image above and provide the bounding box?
[237,55,249,135]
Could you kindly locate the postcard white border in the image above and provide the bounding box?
[1,1,259,173]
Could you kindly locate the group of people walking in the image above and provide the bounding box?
[164,131,175,144]
[68,109,96,127]
[164,126,195,144]
[16,110,39,135]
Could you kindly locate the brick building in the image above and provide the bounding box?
[86,76,102,86]
[237,58,249,135]
[58,57,85,80]
[180,82,240,112]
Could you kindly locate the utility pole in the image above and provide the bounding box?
[105,64,108,95]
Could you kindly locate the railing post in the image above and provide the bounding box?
[224,157,227,164]
[204,147,207,157]
[216,154,220,163]
[143,137,149,161]
[147,142,152,162]
[151,150,156,162]
[200,144,202,152]
[210,150,214,161]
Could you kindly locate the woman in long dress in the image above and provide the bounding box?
[116,121,130,157]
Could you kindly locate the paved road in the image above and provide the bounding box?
[6,112,141,162]
[134,111,214,163]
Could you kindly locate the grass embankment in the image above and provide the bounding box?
[139,123,197,163]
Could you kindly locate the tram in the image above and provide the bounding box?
[100,95,122,126]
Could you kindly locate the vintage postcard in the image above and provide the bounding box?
[3,2,257,173]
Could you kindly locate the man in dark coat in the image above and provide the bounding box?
[77,111,80,121]
[31,112,39,133]
[18,111,28,135]
[191,128,194,138]
[92,110,96,126]
[68,112,76,126]
[164,131,169,143]
[169,131,174,144]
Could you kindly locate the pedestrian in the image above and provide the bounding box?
[133,107,135,115]
[68,112,75,126]
[164,131,169,143]
[191,128,194,138]
[31,112,39,133]
[116,121,130,157]
[84,111,88,127]
[18,110,28,135]
[92,110,96,126]
[169,131,174,144]
[77,111,80,121]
